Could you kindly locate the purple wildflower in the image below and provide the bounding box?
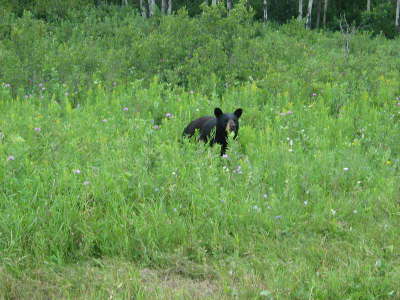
[34,127,41,132]
[7,155,15,161]
[279,111,294,116]
[123,107,129,111]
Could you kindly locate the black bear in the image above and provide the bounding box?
[183,107,243,156]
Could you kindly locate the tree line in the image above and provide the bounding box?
[2,0,400,37]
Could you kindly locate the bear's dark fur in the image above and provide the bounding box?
[183,107,243,156]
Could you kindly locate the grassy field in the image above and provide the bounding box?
[1,7,400,299]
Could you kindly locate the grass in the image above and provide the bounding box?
[1,10,400,299]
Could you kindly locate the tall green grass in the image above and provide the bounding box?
[1,6,400,299]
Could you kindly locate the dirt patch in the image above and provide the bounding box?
[140,268,219,298]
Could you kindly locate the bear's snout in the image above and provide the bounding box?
[226,120,236,133]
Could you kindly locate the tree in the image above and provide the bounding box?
[306,0,314,29]
[367,0,371,12]
[212,0,219,6]
[162,0,167,14]
[263,0,268,22]
[140,0,147,17]
[298,0,303,19]
[323,0,328,27]
[149,0,156,16]
[122,0,128,5]
[396,0,400,31]
[316,0,322,28]
[227,0,233,12]
[168,0,172,15]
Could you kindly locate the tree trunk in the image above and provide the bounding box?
[212,0,218,6]
[263,0,268,22]
[396,0,400,31]
[306,0,314,29]
[140,0,147,17]
[298,0,303,20]
[367,0,371,12]
[323,0,328,27]
[227,0,233,11]
[122,0,128,5]
[149,0,156,16]
[161,0,167,14]
[168,0,172,15]
[316,0,322,28]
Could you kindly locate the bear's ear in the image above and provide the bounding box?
[214,107,223,118]
[234,108,243,118]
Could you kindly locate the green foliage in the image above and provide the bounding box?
[1,7,400,298]
[361,1,398,38]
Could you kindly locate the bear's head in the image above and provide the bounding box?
[214,107,243,139]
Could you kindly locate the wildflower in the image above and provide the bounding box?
[396,102,400,106]
[279,111,293,116]
[311,93,317,97]
[275,215,282,220]
[173,208,177,212]
[7,155,15,161]
[165,112,173,118]
[172,171,176,176]
[4,83,11,88]
[190,90,194,94]
[83,181,90,185]
[304,201,308,206]
[375,259,382,268]
[65,92,69,97]
[263,194,268,199]
[331,209,336,216]
[222,154,229,159]
[73,169,81,174]
[252,205,261,212]
[34,127,41,132]
[123,107,129,111]
[353,210,358,214]
[343,167,349,171]
[233,166,242,174]
[153,125,160,130]
[102,119,108,123]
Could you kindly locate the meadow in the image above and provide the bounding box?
[1,5,400,299]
